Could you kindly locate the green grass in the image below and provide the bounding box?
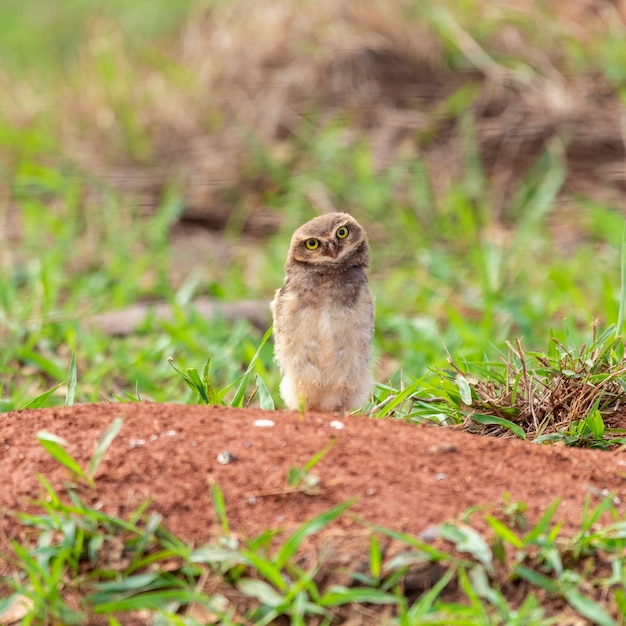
[0,0,200,77]
[3,0,626,621]
[2,130,624,414]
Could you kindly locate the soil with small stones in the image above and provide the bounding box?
[2,403,626,622]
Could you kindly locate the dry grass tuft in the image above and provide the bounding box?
[452,323,626,443]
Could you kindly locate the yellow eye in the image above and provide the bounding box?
[305,238,319,250]
[336,226,349,239]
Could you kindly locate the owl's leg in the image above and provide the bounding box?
[279,375,302,411]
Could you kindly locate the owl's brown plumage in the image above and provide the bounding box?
[270,212,375,413]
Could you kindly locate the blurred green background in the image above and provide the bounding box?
[2,0,626,412]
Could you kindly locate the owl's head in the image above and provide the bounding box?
[286,212,369,273]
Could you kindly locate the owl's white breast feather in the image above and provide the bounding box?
[272,282,373,413]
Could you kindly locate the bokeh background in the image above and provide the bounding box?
[3,0,626,411]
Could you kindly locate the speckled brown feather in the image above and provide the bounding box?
[270,213,374,413]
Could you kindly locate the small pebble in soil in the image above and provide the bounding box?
[247,496,257,505]
[149,434,159,441]
[436,473,448,481]
[366,488,377,496]
[217,451,237,465]
[600,487,621,505]
[427,443,457,453]
[165,430,177,437]
[245,441,253,448]
[128,438,146,449]
[253,419,275,428]
[329,420,345,430]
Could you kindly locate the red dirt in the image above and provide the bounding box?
[2,402,626,559]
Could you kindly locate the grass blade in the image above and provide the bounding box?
[168,358,214,405]
[211,481,230,536]
[440,523,492,567]
[65,351,77,407]
[237,579,284,608]
[513,565,559,593]
[304,437,337,473]
[374,379,423,418]
[222,326,273,407]
[402,566,457,620]
[255,374,275,410]
[484,515,523,549]
[186,367,210,404]
[564,588,617,626]
[89,416,124,478]
[471,413,526,440]
[37,430,92,487]
[276,501,353,568]
[319,586,397,607]
[241,551,287,591]
[523,498,561,544]
[20,383,63,410]
[369,534,382,583]
[618,223,626,334]
[456,374,473,405]
[92,589,201,613]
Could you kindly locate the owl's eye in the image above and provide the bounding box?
[336,226,349,239]
[305,238,319,250]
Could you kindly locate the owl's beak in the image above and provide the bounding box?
[324,241,339,258]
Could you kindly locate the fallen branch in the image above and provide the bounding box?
[85,298,270,336]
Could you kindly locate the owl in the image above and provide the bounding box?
[270,212,375,414]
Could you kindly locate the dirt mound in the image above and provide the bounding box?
[2,402,626,560]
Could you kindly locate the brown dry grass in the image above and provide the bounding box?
[451,323,626,443]
[4,0,626,234]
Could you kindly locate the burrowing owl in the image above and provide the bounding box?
[270,212,374,413]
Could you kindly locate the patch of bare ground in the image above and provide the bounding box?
[2,403,626,619]
[4,402,625,545]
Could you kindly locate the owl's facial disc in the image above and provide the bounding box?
[290,217,365,268]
